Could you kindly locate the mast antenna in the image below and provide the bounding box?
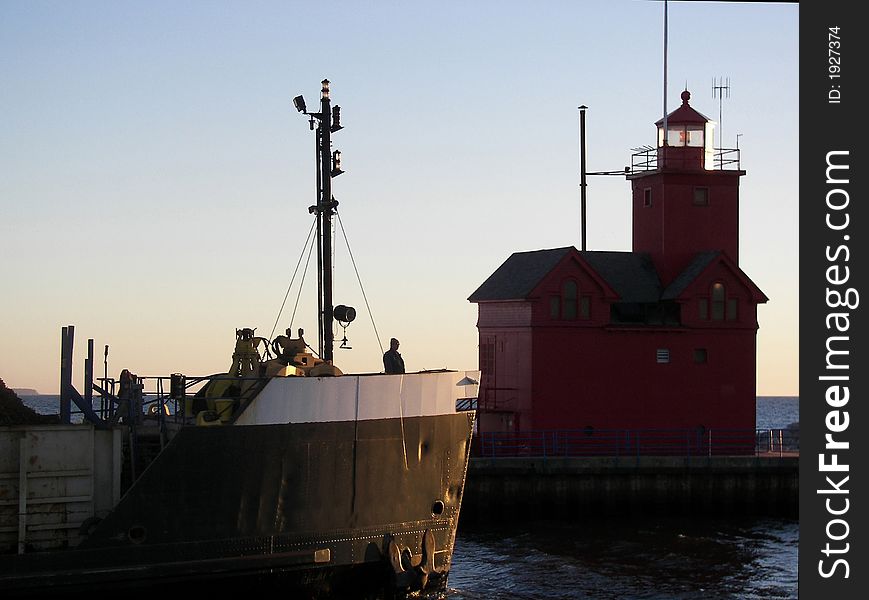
[293,79,345,362]
[712,76,730,153]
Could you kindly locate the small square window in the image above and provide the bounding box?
[656,349,670,364]
[694,349,708,364]
[693,187,709,206]
[644,188,653,207]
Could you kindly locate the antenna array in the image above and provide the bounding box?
[712,77,731,149]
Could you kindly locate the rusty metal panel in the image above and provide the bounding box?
[0,425,122,553]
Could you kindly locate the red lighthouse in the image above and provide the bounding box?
[631,90,745,285]
[469,91,767,452]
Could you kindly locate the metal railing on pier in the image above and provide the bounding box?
[472,427,798,459]
[92,374,269,426]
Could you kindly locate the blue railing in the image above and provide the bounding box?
[473,427,798,458]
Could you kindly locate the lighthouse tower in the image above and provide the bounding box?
[628,90,745,286]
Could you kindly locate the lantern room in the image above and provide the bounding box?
[656,90,715,170]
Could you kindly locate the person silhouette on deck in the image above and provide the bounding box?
[383,338,405,375]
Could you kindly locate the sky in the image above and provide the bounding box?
[0,0,798,396]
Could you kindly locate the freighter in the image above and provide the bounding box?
[0,80,478,598]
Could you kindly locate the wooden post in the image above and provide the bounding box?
[60,326,74,424]
[85,339,94,416]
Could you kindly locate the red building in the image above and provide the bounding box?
[468,91,767,449]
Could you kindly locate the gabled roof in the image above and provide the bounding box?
[469,246,767,305]
[468,247,661,304]
[580,251,661,303]
[662,251,768,303]
[468,247,572,302]
[655,90,710,126]
[661,251,720,300]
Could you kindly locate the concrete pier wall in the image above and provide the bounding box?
[460,456,798,525]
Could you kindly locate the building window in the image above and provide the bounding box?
[727,298,738,321]
[644,188,653,207]
[550,296,560,319]
[686,126,705,147]
[562,280,578,320]
[694,348,708,364]
[656,348,670,364]
[553,281,590,321]
[700,283,739,322]
[711,283,726,321]
[480,338,495,380]
[693,187,709,206]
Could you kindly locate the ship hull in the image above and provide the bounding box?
[1,411,475,598]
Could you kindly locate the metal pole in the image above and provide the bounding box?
[579,106,588,251]
[662,0,669,147]
[319,79,335,363]
[316,125,324,356]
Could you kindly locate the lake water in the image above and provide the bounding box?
[754,396,799,430]
[447,397,799,599]
[449,517,797,599]
[20,395,799,599]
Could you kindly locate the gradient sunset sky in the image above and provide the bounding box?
[0,1,798,395]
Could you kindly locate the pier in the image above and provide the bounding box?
[460,454,798,525]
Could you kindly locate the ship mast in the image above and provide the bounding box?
[295,79,344,362]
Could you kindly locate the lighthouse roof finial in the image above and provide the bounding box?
[656,88,709,126]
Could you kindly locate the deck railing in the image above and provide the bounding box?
[629,147,741,173]
[472,427,798,458]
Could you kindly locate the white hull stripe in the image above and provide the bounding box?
[234,370,480,425]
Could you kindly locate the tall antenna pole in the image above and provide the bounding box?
[579,105,588,251]
[318,79,335,363]
[713,76,731,156]
[315,121,324,355]
[662,0,669,147]
[294,80,344,363]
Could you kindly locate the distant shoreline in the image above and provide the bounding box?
[12,388,39,396]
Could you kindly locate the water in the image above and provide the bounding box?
[446,397,799,599]
[19,394,799,599]
[448,518,798,600]
[755,396,799,430]
[19,394,87,418]
[19,393,161,421]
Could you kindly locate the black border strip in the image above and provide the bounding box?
[800,1,866,596]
